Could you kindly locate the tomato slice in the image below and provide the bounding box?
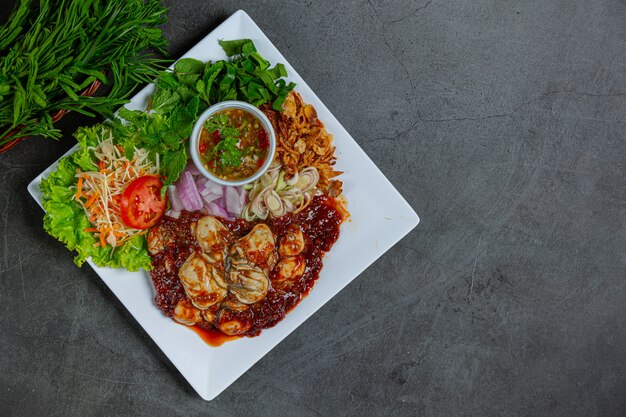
[120,176,167,230]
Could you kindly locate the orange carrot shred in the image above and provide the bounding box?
[76,177,84,199]
[85,192,100,208]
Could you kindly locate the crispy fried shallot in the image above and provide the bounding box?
[262,92,343,197]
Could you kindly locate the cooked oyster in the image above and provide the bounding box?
[221,297,249,312]
[228,264,269,304]
[217,310,252,336]
[194,216,231,262]
[230,224,275,267]
[273,255,306,289]
[279,224,305,257]
[201,309,216,323]
[179,252,228,309]
[226,224,276,304]
[173,299,203,326]
[147,224,173,255]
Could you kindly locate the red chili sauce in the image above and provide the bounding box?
[149,194,344,345]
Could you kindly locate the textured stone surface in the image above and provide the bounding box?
[1,0,625,416]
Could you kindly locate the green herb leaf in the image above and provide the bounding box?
[174,58,204,75]
[218,39,253,57]
[161,147,188,184]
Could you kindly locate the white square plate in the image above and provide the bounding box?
[28,10,419,400]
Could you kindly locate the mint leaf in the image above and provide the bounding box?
[218,39,253,56]
[174,58,204,75]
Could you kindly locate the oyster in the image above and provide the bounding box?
[227,224,276,304]
[179,252,228,309]
[194,216,231,262]
[229,224,276,268]
[278,224,305,257]
[201,309,217,323]
[228,264,269,304]
[221,297,249,312]
[147,224,173,255]
[273,255,306,289]
[217,310,252,336]
[173,299,203,326]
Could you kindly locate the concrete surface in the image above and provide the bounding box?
[1,0,625,416]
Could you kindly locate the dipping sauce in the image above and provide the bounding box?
[198,109,270,181]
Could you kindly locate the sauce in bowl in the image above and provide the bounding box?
[190,101,276,187]
[198,109,269,181]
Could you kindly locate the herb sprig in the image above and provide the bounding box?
[204,114,243,167]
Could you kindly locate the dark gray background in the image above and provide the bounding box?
[1,1,625,416]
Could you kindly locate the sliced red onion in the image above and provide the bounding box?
[206,181,223,196]
[197,182,210,196]
[214,195,226,209]
[196,176,209,187]
[199,180,222,195]
[197,185,208,196]
[238,186,247,207]
[167,185,184,212]
[184,163,201,177]
[201,192,221,204]
[176,171,203,211]
[207,201,230,218]
[168,162,247,218]
[225,186,242,216]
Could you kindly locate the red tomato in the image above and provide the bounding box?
[120,176,167,229]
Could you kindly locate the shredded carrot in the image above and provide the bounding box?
[84,191,100,208]
[84,227,98,233]
[76,176,84,199]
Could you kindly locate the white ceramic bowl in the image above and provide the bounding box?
[190,100,276,187]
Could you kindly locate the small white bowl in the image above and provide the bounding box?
[190,101,276,187]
